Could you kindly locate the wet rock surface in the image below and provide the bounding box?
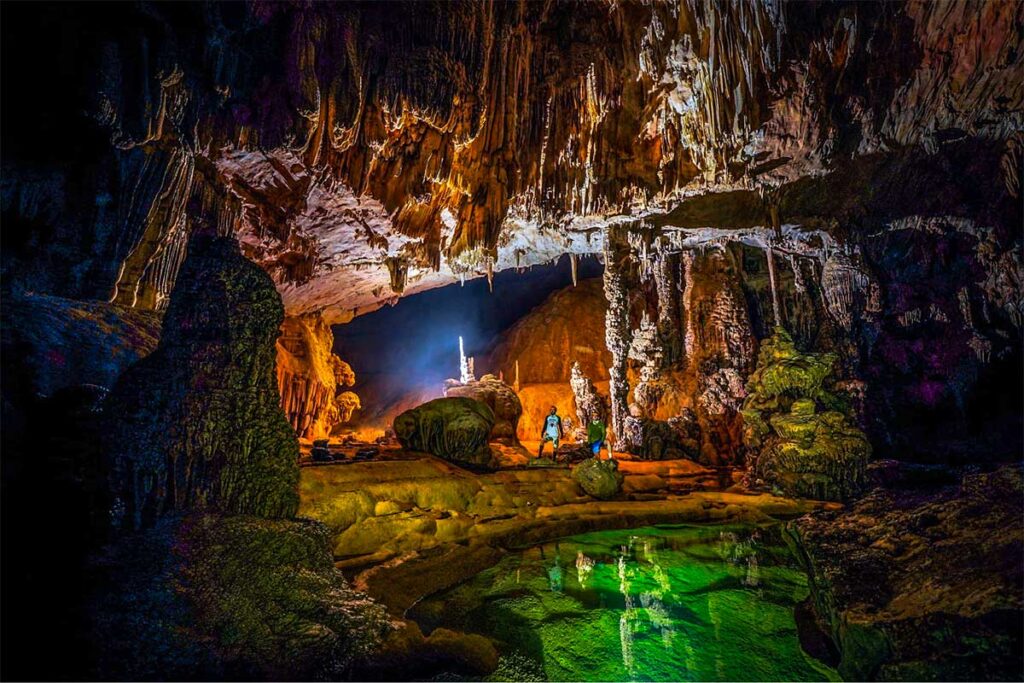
[786,464,1024,681]
[393,397,496,468]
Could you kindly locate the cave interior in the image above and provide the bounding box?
[1,1,1022,681]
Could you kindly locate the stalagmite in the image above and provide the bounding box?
[513,359,520,393]
[653,243,681,365]
[458,336,476,384]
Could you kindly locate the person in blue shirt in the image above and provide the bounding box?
[538,405,563,458]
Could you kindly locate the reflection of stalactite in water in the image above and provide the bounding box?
[575,551,595,588]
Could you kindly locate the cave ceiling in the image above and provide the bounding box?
[14,0,1024,322]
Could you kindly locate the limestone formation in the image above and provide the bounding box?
[444,374,523,444]
[276,313,359,440]
[786,464,1023,681]
[487,278,611,385]
[742,329,870,501]
[569,361,608,436]
[603,228,633,446]
[103,236,300,530]
[91,514,389,680]
[393,397,496,468]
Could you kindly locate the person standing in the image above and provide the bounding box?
[587,418,607,459]
[538,405,563,458]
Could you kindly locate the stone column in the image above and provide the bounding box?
[603,227,631,444]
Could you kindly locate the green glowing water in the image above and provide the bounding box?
[410,524,839,682]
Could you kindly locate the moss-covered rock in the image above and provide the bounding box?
[90,514,389,680]
[103,235,300,529]
[742,328,869,501]
[444,374,523,444]
[571,457,624,499]
[393,397,496,468]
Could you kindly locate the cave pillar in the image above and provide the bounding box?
[654,240,682,365]
[603,227,632,445]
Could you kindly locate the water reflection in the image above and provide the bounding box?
[409,524,838,682]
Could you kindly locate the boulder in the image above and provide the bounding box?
[571,457,623,500]
[444,374,523,443]
[103,235,300,530]
[393,397,496,468]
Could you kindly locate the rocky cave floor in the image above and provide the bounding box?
[293,439,1023,681]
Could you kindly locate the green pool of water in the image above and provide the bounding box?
[409,524,838,682]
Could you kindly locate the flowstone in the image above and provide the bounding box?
[742,329,870,501]
[393,397,496,468]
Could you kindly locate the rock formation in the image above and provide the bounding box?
[393,397,496,468]
[103,235,300,529]
[276,313,359,439]
[444,374,523,444]
[786,464,1023,681]
[569,361,608,440]
[91,514,389,680]
[487,278,611,385]
[570,457,624,500]
[742,329,870,501]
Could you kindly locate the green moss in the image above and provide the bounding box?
[91,514,389,680]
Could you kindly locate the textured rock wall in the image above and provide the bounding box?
[104,235,300,529]
[486,277,611,385]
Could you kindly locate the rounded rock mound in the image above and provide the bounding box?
[393,397,496,468]
[571,457,624,500]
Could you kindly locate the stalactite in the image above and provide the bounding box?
[765,244,782,330]
[385,256,408,296]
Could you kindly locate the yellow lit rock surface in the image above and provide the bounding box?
[297,451,839,614]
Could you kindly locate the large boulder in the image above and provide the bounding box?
[393,397,496,468]
[444,374,522,444]
[742,329,870,501]
[103,235,300,530]
[571,457,623,500]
